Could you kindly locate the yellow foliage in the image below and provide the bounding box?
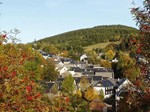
[105,50,115,60]
[75,89,82,97]
[100,59,112,69]
[84,87,99,101]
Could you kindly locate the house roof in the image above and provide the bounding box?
[116,78,127,87]
[71,67,85,72]
[93,79,115,87]
[74,76,93,84]
[74,77,82,84]
[89,99,107,111]
[57,77,64,82]
[41,52,48,56]
[47,82,55,89]
[101,79,115,87]
[93,68,113,72]
[82,71,95,76]
[92,76,102,81]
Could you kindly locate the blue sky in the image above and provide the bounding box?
[0,0,142,43]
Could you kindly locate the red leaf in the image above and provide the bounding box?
[34,93,41,99]
[3,66,8,71]
[137,48,142,54]
[26,86,32,93]
[12,71,17,77]
[27,96,33,101]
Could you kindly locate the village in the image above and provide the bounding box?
[39,50,136,112]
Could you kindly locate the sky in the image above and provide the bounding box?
[0,0,142,43]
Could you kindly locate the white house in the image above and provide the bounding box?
[116,78,132,92]
[80,54,88,62]
[59,66,68,75]
[93,79,115,99]
[57,62,64,68]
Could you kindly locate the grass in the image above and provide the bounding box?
[83,41,119,51]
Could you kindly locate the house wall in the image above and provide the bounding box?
[94,87,105,95]
[94,87,113,99]
[59,67,68,75]
[105,87,113,98]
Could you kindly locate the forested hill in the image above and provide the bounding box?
[38,25,138,50]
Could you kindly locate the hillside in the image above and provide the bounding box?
[38,25,138,51]
[83,41,120,51]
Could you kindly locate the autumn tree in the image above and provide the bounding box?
[118,0,150,111]
[0,34,51,111]
[42,59,58,81]
[100,59,112,69]
[84,87,99,101]
[79,77,90,92]
[99,89,104,100]
[105,49,115,60]
[70,94,90,111]
[123,65,140,82]
[50,83,59,94]
[117,51,135,69]
[86,50,100,64]
[42,44,59,55]
[62,75,75,94]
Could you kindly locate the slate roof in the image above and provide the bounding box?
[47,82,55,89]
[92,76,102,81]
[71,67,114,74]
[71,67,85,72]
[101,79,115,87]
[41,52,48,56]
[57,77,64,82]
[116,78,127,87]
[87,65,94,68]
[82,71,95,76]
[93,79,115,87]
[74,76,93,84]
[93,68,114,73]
[74,77,82,84]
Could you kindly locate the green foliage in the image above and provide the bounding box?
[104,42,119,52]
[0,35,51,111]
[38,25,138,51]
[62,75,75,94]
[42,59,58,81]
[51,83,59,94]
[99,89,104,100]
[86,50,100,64]
[117,51,135,69]
[79,77,90,92]
[68,50,80,61]
[100,59,112,69]
[123,66,140,82]
[118,0,150,111]
[84,42,118,52]
[70,94,90,111]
